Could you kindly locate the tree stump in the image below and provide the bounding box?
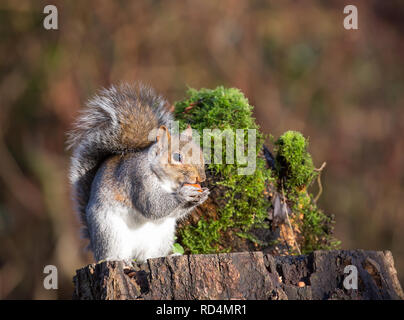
[73,250,403,300]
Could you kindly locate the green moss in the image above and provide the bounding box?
[290,190,340,253]
[274,131,318,191]
[174,87,340,255]
[273,131,340,253]
[174,87,273,253]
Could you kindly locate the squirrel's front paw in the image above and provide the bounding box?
[177,185,209,205]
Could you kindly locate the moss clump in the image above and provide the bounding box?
[174,86,273,253]
[291,190,340,253]
[273,131,340,253]
[174,87,340,255]
[274,131,317,191]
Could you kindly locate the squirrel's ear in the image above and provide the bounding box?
[156,125,171,145]
[183,124,193,138]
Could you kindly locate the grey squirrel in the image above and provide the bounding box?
[67,83,209,262]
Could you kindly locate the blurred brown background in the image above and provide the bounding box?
[0,0,403,299]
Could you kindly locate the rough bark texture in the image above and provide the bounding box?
[73,250,403,300]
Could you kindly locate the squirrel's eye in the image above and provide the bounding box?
[172,153,182,163]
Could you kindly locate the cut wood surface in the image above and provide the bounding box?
[73,250,403,300]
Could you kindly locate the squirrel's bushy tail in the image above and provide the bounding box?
[67,83,173,238]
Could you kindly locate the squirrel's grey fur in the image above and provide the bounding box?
[67,83,208,262]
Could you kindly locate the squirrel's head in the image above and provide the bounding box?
[149,125,206,191]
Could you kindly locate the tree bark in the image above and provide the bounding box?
[73,250,403,300]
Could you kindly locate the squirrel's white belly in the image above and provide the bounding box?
[107,205,177,262]
[129,216,177,262]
